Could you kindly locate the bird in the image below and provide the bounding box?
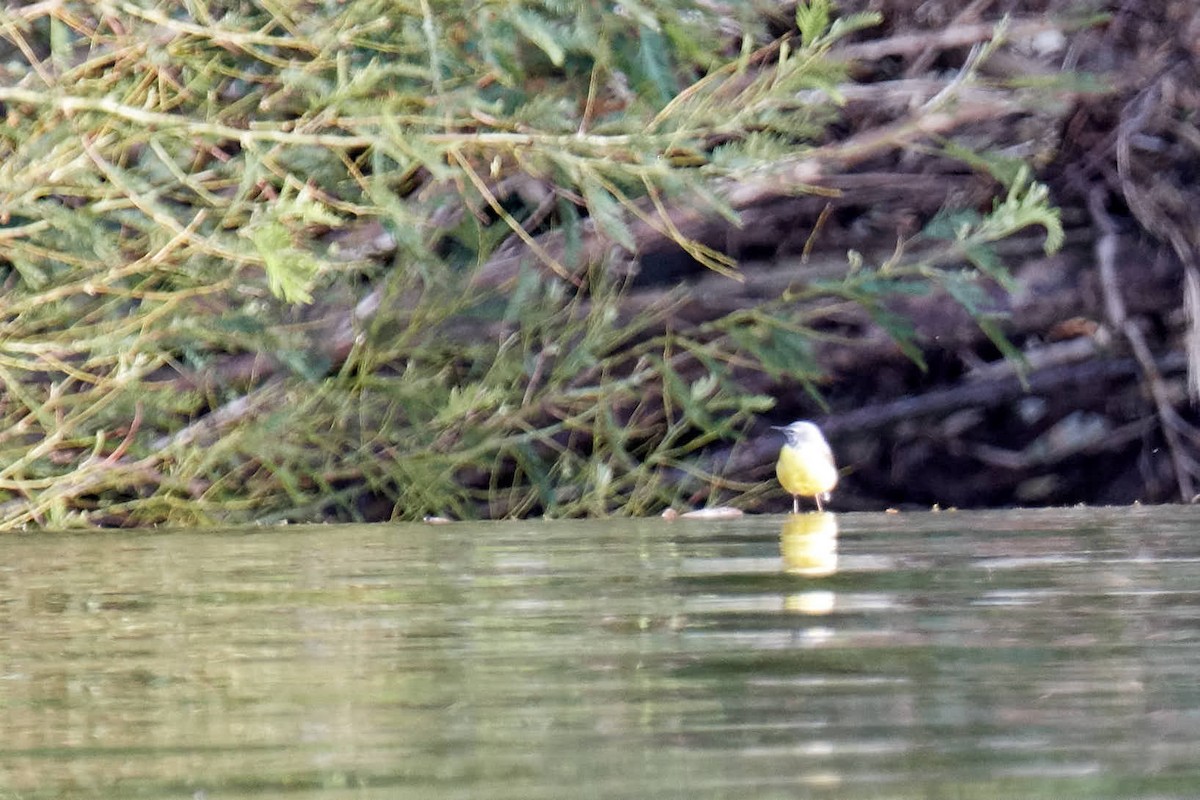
[773,420,838,513]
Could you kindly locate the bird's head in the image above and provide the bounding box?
[772,420,825,447]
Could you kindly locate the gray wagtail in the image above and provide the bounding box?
[773,420,837,513]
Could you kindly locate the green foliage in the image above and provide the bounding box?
[922,168,1063,291]
[796,0,881,52]
[0,0,1066,526]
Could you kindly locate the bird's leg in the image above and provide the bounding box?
[793,496,800,514]
[815,494,824,512]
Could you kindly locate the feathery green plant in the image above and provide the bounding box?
[0,0,1064,526]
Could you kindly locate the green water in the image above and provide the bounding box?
[1,507,1199,798]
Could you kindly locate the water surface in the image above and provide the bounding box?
[2,507,1199,798]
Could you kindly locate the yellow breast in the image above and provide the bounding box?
[776,441,838,497]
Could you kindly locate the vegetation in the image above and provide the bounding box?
[0,0,1071,527]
